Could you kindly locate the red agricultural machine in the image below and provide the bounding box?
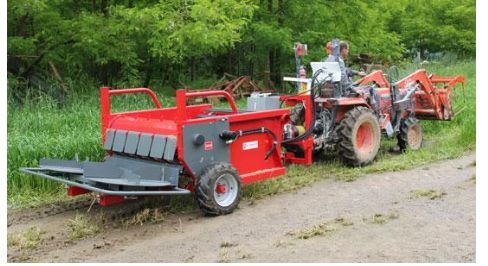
[21,42,466,215]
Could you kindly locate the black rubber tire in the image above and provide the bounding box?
[195,162,242,216]
[397,117,423,151]
[336,106,381,166]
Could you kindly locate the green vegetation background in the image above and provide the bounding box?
[8,0,475,90]
[7,0,476,208]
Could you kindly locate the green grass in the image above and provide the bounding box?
[7,59,476,209]
[288,222,336,240]
[409,189,447,200]
[334,217,354,226]
[288,216,355,240]
[7,226,46,250]
[123,207,166,227]
[363,210,400,225]
[65,214,99,240]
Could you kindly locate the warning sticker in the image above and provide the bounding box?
[204,141,213,151]
[242,140,258,150]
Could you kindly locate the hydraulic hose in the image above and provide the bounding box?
[281,69,325,144]
[219,127,278,160]
[219,69,325,159]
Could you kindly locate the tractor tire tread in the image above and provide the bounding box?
[397,117,422,151]
[336,106,381,167]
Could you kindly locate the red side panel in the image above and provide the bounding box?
[98,195,125,206]
[67,186,90,197]
[227,110,289,182]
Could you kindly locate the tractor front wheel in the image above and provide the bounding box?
[336,107,381,166]
[195,162,242,216]
[398,117,423,151]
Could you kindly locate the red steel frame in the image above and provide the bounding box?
[175,89,288,185]
[280,95,314,165]
[101,87,163,140]
[99,87,289,192]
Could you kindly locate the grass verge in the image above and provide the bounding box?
[409,189,447,200]
[287,216,355,240]
[7,227,46,250]
[65,214,99,240]
[123,208,166,227]
[364,211,400,225]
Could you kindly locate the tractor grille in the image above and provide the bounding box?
[103,129,177,161]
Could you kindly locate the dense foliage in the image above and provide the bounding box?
[7,0,476,92]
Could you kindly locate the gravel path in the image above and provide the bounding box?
[7,153,476,262]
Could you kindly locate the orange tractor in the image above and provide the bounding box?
[279,42,466,166]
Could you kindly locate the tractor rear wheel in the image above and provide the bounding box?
[398,117,423,151]
[336,107,381,166]
[195,162,241,216]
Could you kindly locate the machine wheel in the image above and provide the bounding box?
[195,162,242,216]
[336,106,381,166]
[397,117,423,151]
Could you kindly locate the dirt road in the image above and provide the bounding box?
[7,153,476,262]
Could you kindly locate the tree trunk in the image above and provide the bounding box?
[274,0,284,87]
[227,51,232,75]
[267,0,273,87]
[190,57,196,81]
[274,49,281,87]
[101,0,109,16]
[237,44,241,76]
[269,49,275,86]
[143,58,152,88]
[101,64,109,86]
[248,44,255,79]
